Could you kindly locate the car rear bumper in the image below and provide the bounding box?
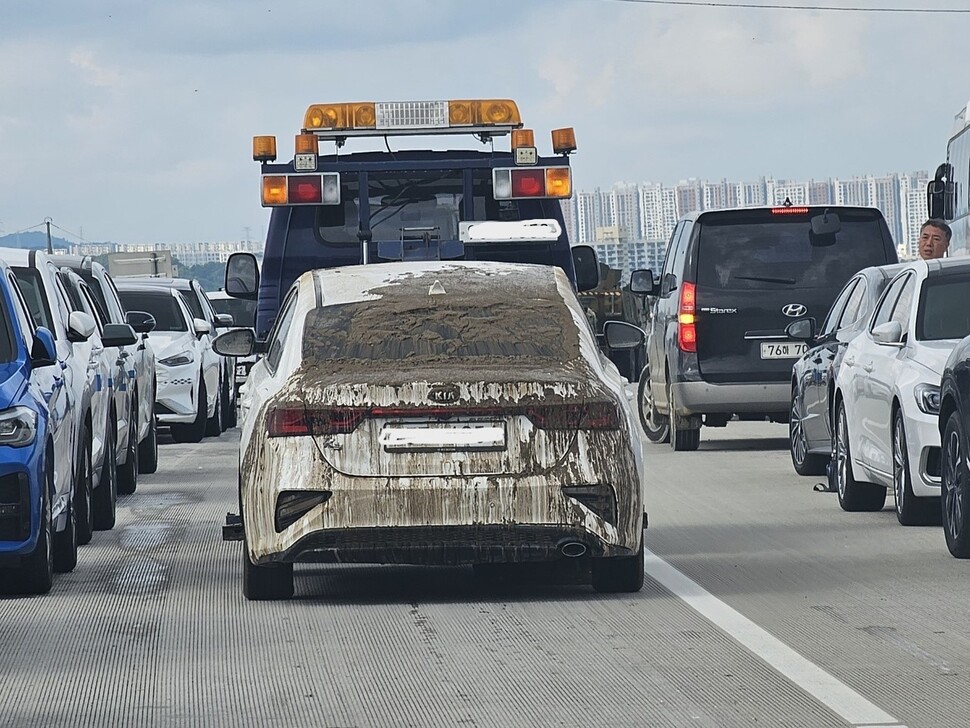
[672,380,790,416]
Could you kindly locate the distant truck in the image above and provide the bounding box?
[107,250,175,278]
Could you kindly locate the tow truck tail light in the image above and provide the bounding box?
[253,135,277,162]
[294,134,317,154]
[260,173,341,207]
[511,129,535,149]
[493,167,572,200]
[677,282,697,353]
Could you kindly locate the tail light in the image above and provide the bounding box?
[267,407,365,437]
[677,282,697,352]
[525,401,620,430]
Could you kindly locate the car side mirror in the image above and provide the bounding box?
[101,323,138,348]
[126,310,156,334]
[785,318,816,342]
[193,318,212,339]
[571,245,600,292]
[226,253,259,300]
[215,313,234,328]
[630,268,658,297]
[603,320,646,382]
[213,328,256,358]
[30,327,57,368]
[871,321,904,346]
[67,311,97,343]
[928,163,955,221]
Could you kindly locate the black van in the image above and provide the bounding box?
[632,205,898,451]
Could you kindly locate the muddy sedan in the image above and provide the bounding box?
[217,261,646,600]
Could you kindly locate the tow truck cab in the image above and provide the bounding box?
[225,99,599,339]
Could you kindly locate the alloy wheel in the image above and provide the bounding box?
[944,427,964,544]
[836,406,848,499]
[893,417,907,515]
[790,397,807,467]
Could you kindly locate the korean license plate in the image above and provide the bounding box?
[760,342,807,359]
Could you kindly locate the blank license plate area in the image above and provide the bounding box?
[379,420,506,452]
[760,342,807,359]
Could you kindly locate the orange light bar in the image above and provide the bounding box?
[253,135,277,162]
[545,167,572,198]
[294,134,317,155]
[511,129,535,150]
[262,176,287,206]
[304,102,377,131]
[303,99,521,134]
[552,128,577,155]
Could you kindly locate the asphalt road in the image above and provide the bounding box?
[2,422,969,727]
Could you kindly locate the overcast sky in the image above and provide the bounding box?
[2,0,969,245]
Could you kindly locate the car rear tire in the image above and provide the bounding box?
[171,380,207,444]
[243,547,294,601]
[117,399,139,495]
[19,462,53,594]
[943,412,970,558]
[591,539,645,593]
[92,422,117,531]
[835,400,886,512]
[138,413,158,474]
[52,498,77,574]
[638,365,670,443]
[790,391,827,476]
[893,409,941,526]
[668,381,700,452]
[219,375,231,432]
[205,377,222,438]
[75,426,94,546]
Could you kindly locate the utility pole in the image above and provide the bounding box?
[44,217,53,254]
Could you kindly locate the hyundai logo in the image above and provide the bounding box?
[782,303,808,318]
[428,384,461,404]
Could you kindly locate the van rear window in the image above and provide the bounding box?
[695,210,890,291]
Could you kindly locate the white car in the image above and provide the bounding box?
[834,258,970,524]
[217,261,646,600]
[116,283,219,444]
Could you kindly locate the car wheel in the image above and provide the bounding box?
[138,413,158,474]
[228,386,238,428]
[893,409,941,526]
[92,422,118,531]
[75,425,94,546]
[172,380,207,444]
[243,545,294,601]
[668,380,700,452]
[52,496,78,574]
[117,399,139,496]
[219,374,231,432]
[591,538,645,593]
[19,453,54,594]
[205,377,222,438]
[790,390,827,476]
[943,412,970,557]
[834,400,886,512]
[638,364,670,444]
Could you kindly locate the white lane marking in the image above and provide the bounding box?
[644,548,901,727]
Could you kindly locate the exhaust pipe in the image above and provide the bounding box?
[558,540,588,558]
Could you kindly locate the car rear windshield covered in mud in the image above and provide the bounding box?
[302,268,581,368]
[696,208,893,291]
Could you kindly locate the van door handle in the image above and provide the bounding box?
[863,363,874,373]
[844,357,855,367]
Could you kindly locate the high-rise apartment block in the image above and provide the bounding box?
[560,171,931,282]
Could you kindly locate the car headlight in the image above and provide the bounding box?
[915,383,941,415]
[0,406,38,447]
[159,351,194,367]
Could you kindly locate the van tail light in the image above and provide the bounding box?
[677,282,697,353]
[267,407,365,437]
[267,401,621,436]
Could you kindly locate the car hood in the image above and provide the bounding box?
[910,340,960,377]
[147,331,194,360]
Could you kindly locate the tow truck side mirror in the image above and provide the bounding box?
[572,245,599,292]
[226,253,259,300]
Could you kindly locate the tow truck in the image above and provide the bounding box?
[223,98,600,338]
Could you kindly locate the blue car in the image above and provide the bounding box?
[0,259,73,594]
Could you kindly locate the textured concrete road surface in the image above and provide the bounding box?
[2,423,969,727]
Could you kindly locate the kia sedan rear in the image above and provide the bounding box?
[221,261,645,600]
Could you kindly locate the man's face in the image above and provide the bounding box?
[919,225,949,259]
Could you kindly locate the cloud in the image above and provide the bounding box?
[68,48,122,88]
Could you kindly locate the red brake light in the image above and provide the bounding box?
[267,408,311,437]
[678,282,697,353]
[770,206,809,215]
[526,402,620,430]
[511,169,545,198]
[288,175,323,204]
[267,407,365,437]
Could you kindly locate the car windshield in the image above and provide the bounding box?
[12,268,54,332]
[917,276,970,341]
[118,291,187,332]
[696,209,891,291]
[209,297,256,328]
